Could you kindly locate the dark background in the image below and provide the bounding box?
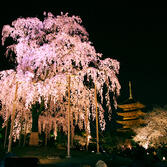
[0,3,167,106]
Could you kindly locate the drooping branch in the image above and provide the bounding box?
[0,12,121,141]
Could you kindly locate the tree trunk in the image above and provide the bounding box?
[23,119,27,147]
[95,84,100,153]
[29,100,44,146]
[8,82,18,153]
[19,111,24,146]
[29,119,39,146]
[85,108,89,151]
[29,132,39,146]
[45,124,48,146]
[29,105,39,146]
[4,118,9,149]
[71,111,74,148]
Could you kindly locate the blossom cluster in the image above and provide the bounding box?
[0,12,120,140]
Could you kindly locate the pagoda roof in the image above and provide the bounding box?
[117,109,145,118]
[117,118,143,126]
[118,100,145,111]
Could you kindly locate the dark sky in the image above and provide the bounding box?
[0,4,167,106]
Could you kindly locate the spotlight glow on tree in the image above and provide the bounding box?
[0,12,120,143]
[133,107,167,149]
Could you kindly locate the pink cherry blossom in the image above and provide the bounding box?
[0,12,121,141]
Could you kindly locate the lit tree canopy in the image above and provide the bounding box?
[133,107,167,149]
[0,12,121,140]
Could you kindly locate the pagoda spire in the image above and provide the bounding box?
[129,81,133,100]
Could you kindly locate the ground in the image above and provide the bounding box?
[1,146,167,167]
[0,146,132,167]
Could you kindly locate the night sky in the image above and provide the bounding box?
[0,4,167,106]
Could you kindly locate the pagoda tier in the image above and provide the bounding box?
[118,102,145,111]
[117,118,144,126]
[117,110,145,120]
[116,100,145,131]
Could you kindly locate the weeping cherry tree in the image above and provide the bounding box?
[0,12,121,148]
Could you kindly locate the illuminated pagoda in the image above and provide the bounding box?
[116,81,145,132]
